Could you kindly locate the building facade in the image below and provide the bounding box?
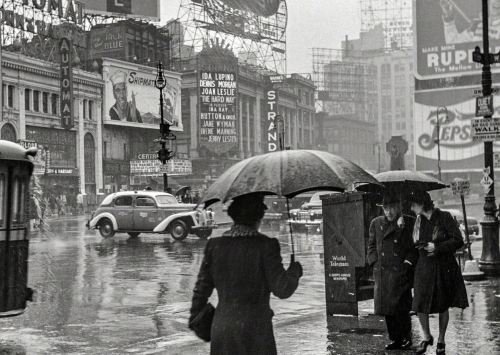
[0,49,104,199]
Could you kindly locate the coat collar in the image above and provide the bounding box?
[381,217,399,239]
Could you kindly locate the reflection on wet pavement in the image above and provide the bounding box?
[0,218,499,354]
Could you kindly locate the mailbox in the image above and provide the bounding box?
[0,140,36,317]
[321,191,380,316]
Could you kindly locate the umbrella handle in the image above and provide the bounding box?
[286,197,295,260]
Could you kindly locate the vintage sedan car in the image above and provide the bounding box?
[87,191,215,240]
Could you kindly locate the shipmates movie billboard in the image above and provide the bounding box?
[415,88,500,172]
[198,71,238,154]
[103,59,182,131]
[415,0,500,79]
[79,0,160,22]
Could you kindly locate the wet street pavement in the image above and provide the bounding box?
[0,215,499,354]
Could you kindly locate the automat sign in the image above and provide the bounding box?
[59,38,74,130]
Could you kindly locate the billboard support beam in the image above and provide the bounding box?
[474,0,500,275]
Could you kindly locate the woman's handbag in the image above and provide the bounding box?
[188,302,215,342]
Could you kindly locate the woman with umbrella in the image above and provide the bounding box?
[409,190,469,355]
[189,193,303,354]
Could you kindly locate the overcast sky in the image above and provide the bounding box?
[161,1,361,74]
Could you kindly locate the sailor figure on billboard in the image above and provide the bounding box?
[109,70,143,123]
[441,0,500,44]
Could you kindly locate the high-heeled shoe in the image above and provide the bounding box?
[436,342,446,354]
[415,336,434,354]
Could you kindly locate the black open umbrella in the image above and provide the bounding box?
[201,150,381,260]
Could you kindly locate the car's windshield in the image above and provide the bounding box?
[156,195,179,205]
[100,194,115,206]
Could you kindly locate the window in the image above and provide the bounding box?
[88,100,93,120]
[157,195,179,205]
[114,196,133,206]
[8,85,14,108]
[136,197,156,207]
[83,99,88,119]
[33,90,40,112]
[25,89,30,110]
[42,92,49,113]
[12,177,25,224]
[103,142,108,159]
[51,94,58,115]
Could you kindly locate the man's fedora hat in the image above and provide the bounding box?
[377,193,400,207]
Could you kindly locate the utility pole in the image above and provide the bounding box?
[471,0,500,275]
[436,107,447,182]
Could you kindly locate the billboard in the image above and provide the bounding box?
[198,71,238,154]
[218,0,281,17]
[59,38,74,130]
[103,59,182,131]
[80,0,160,21]
[414,87,500,172]
[414,0,500,79]
[90,26,125,59]
[264,86,279,152]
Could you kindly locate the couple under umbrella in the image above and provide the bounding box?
[188,150,380,354]
[364,170,469,354]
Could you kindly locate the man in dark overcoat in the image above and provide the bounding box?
[368,193,417,350]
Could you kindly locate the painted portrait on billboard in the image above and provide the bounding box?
[103,60,182,131]
[414,88,500,172]
[415,0,500,79]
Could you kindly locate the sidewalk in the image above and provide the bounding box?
[156,277,500,355]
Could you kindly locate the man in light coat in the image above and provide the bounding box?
[368,193,417,351]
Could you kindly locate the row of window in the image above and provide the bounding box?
[2,85,96,120]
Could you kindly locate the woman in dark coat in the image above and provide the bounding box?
[409,191,469,355]
[189,193,303,355]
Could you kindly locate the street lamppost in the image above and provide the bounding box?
[472,0,500,275]
[155,61,175,193]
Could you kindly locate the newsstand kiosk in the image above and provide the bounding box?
[0,140,36,317]
[321,191,380,316]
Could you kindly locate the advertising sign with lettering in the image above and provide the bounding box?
[198,71,238,154]
[472,117,500,141]
[415,0,500,79]
[130,158,192,176]
[18,140,50,175]
[476,96,494,117]
[59,38,74,130]
[264,86,278,152]
[103,59,182,131]
[79,0,160,22]
[415,88,500,172]
[90,26,125,59]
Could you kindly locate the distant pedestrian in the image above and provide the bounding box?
[189,193,303,354]
[409,190,469,355]
[56,196,64,216]
[368,193,416,351]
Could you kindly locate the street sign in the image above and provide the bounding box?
[450,179,470,196]
[480,166,494,192]
[472,87,499,97]
[471,117,500,141]
[476,96,494,117]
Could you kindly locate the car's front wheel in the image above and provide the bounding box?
[170,220,188,240]
[98,218,115,238]
[194,229,212,239]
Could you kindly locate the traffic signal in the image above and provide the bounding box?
[157,147,170,164]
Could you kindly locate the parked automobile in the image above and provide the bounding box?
[87,191,215,240]
[441,208,480,237]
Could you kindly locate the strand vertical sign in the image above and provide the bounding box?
[265,86,278,152]
[60,38,74,130]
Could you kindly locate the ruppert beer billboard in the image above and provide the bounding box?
[79,0,160,22]
[415,0,500,79]
[103,59,182,131]
[415,88,500,172]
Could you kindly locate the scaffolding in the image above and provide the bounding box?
[360,0,412,49]
[171,0,287,74]
[312,48,377,120]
